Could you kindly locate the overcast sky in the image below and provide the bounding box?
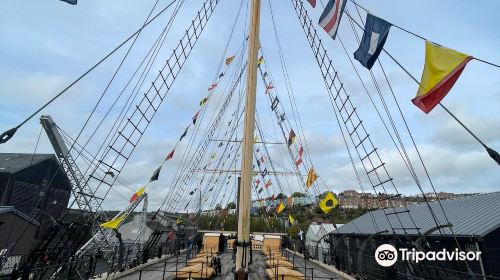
[0,0,499,211]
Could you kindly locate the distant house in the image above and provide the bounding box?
[328,192,500,279]
[250,195,318,208]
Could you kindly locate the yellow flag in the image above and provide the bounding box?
[200,97,209,106]
[306,168,318,188]
[257,56,264,65]
[288,214,295,225]
[129,186,145,203]
[254,135,258,143]
[276,202,285,214]
[176,218,183,225]
[225,55,235,65]
[211,153,216,159]
[100,215,126,229]
[413,41,472,113]
[319,192,338,214]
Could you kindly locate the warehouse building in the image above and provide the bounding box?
[0,153,71,244]
[328,192,500,279]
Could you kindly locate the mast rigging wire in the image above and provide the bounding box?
[0,0,180,144]
[80,0,186,184]
[75,0,185,178]
[343,9,500,166]
[342,6,447,238]
[349,0,500,69]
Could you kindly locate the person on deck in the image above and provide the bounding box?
[223,234,227,252]
[219,233,224,253]
[185,237,193,259]
[213,256,221,275]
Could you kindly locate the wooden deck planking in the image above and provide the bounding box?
[116,250,339,280]
[117,253,190,280]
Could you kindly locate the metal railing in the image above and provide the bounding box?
[0,239,194,280]
[283,242,500,280]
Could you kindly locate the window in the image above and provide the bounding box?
[464,242,476,252]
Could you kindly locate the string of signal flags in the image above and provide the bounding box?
[251,51,341,222]
[103,32,397,227]
[307,0,500,165]
[99,50,241,228]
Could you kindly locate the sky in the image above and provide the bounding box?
[0,0,499,211]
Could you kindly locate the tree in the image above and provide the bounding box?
[291,192,305,198]
[288,225,300,237]
[226,202,236,209]
[276,193,287,199]
[214,204,222,211]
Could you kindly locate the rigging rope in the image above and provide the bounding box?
[0,0,180,144]
[292,0,427,239]
[76,0,186,179]
[348,0,500,69]
[343,9,500,166]
[346,4,478,269]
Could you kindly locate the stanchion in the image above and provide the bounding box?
[162,258,167,280]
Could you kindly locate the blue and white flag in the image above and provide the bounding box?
[353,14,392,69]
[318,0,347,40]
[60,0,77,5]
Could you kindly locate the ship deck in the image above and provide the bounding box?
[114,250,341,280]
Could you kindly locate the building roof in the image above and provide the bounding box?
[0,153,55,174]
[0,206,40,226]
[263,235,281,239]
[335,192,500,238]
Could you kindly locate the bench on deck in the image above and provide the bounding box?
[264,250,283,258]
[266,267,305,280]
[175,263,215,279]
[187,256,214,266]
[265,258,294,269]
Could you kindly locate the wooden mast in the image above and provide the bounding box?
[235,0,261,276]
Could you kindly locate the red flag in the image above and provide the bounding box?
[265,83,274,94]
[208,83,218,91]
[129,187,145,203]
[295,146,304,166]
[271,194,275,201]
[167,231,175,241]
[255,179,260,187]
[265,180,272,189]
[308,0,316,8]
[166,149,175,160]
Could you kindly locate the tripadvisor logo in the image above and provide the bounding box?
[375,244,398,267]
[375,244,482,267]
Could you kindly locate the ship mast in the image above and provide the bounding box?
[235,0,261,277]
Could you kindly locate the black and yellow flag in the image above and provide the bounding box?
[287,129,296,147]
[319,192,338,214]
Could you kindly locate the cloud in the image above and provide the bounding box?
[1,0,499,212]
